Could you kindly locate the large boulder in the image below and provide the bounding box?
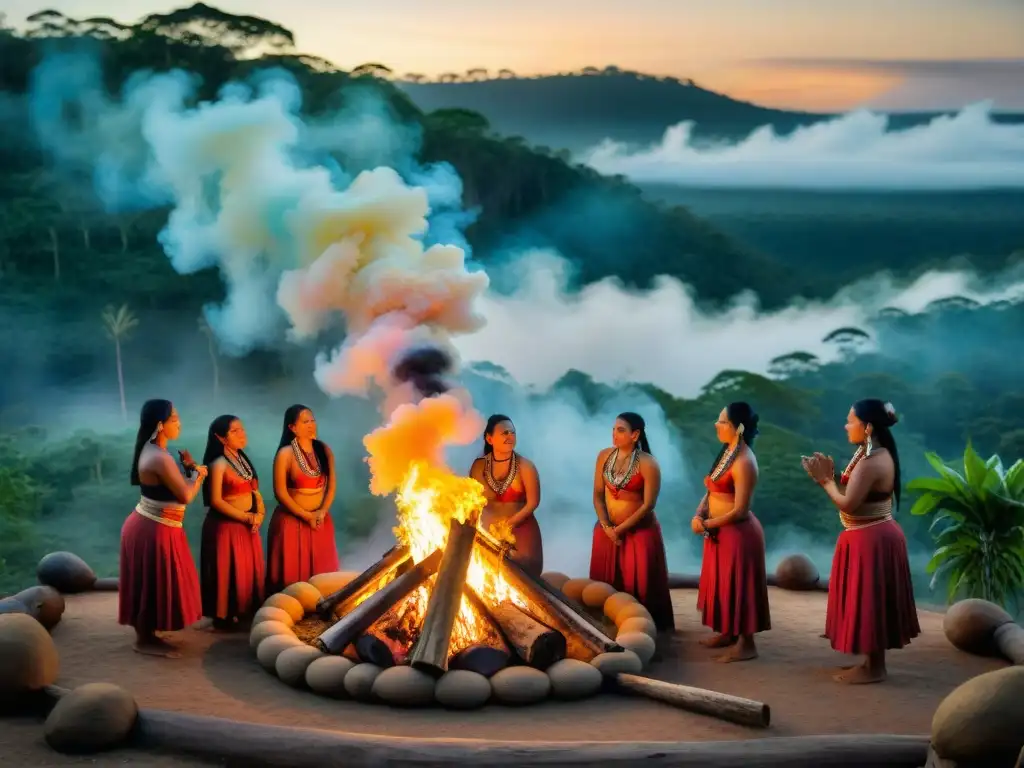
[37,552,96,594]
[0,613,60,700]
[931,665,1024,765]
[14,586,66,631]
[774,554,820,591]
[944,599,1014,656]
[44,683,138,754]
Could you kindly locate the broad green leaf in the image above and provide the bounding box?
[963,441,992,492]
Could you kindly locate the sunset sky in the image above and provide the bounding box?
[6,0,1024,111]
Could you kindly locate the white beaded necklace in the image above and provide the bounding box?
[291,438,321,478]
[603,446,640,490]
[484,452,518,495]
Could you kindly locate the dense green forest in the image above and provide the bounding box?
[0,5,1022,609]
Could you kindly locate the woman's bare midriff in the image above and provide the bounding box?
[707,493,734,520]
[606,492,644,526]
[289,488,324,513]
[221,493,254,514]
[482,500,524,521]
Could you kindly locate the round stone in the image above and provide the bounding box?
[581,581,616,609]
[546,659,603,700]
[256,634,303,671]
[372,666,436,707]
[618,616,657,638]
[252,606,294,628]
[305,656,356,698]
[560,578,592,602]
[344,663,383,702]
[615,631,656,667]
[603,592,638,623]
[490,666,551,705]
[943,599,1014,656]
[590,650,643,677]
[43,683,137,754]
[36,552,97,594]
[282,582,321,613]
[932,665,1024,764]
[249,620,295,651]
[308,571,359,597]
[774,554,820,591]
[262,593,305,623]
[14,586,65,631]
[541,572,570,590]
[0,613,60,698]
[435,670,491,709]
[615,602,653,625]
[275,645,324,687]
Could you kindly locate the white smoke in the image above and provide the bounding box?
[454,250,1024,398]
[582,101,1024,190]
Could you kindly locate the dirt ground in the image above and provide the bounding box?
[1,588,1008,764]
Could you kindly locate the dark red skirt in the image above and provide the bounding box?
[118,509,202,634]
[697,514,771,636]
[265,505,339,594]
[826,518,921,655]
[590,515,675,631]
[200,510,265,621]
[481,509,544,578]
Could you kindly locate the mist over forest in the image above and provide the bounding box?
[1,5,1022,614]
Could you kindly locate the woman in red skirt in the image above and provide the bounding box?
[693,401,771,662]
[119,399,207,658]
[200,414,265,631]
[802,398,920,684]
[590,412,675,632]
[265,404,339,594]
[469,414,544,577]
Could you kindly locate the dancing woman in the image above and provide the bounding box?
[119,399,206,657]
[200,415,265,630]
[266,404,339,593]
[469,414,543,577]
[802,399,920,684]
[693,402,771,662]
[590,412,675,631]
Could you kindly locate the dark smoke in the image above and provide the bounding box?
[392,345,454,397]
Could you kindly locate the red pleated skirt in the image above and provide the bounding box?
[118,509,202,634]
[200,510,265,621]
[264,505,339,594]
[826,518,921,655]
[590,515,675,631]
[697,514,771,636]
[481,509,544,578]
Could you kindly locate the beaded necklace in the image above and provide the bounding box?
[840,445,867,485]
[603,446,640,491]
[291,438,321,478]
[224,449,254,481]
[709,440,742,482]
[484,452,518,496]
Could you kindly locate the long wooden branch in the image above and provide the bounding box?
[315,544,410,619]
[614,673,770,729]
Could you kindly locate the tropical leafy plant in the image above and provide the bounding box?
[909,442,1024,609]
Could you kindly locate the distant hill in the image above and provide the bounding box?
[397,68,1024,153]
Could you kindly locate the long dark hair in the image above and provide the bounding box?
[130,399,173,486]
[853,398,902,509]
[617,412,652,455]
[277,404,330,480]
[482,413,513,455]
[202,414,258,506]
[707,401,759,475]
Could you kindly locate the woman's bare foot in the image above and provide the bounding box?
[699,633,736,648]
[833,662,886,684]
[714,635,757,663]
[133,635,181,659]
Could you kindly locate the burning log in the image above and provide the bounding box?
[614,673,770,729]
[475,534,621,661]
[409,519,478,678]
[355,634,396,668]
[315,549,443,655]
[488,601,566,670]
[316,545,410,619]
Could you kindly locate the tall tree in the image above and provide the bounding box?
[101,304,139,422]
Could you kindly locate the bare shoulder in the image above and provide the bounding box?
[517,454,538,474]
[274,446,292,465]
[862,449,893,476]
[139,445,172,472]
[737,447,758,472]
[320,441,335,458]
[596,447,615,464]
[469,456,485,476]
[639,452,661,472]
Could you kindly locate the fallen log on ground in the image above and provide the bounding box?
[613,673,770,729]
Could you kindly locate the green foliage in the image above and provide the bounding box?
[909,443,1024,609]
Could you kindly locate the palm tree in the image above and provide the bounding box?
[909,442,1024,609]
[101,304,138,423]
[198,314,219,401]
